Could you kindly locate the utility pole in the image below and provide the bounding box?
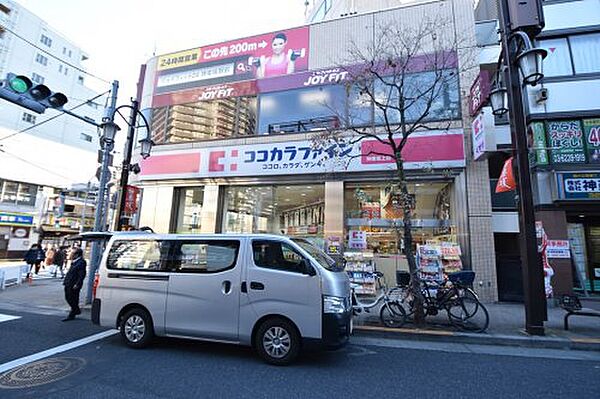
[85,80,119,304]
[114,99,139,231]
[498,0,547,335]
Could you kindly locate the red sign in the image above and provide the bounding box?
[469,70,491,116]
[496,157,516,193]
[124,186,140,214]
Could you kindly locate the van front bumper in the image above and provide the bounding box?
[321,311,352,349]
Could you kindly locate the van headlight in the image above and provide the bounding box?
[323,295,346,314]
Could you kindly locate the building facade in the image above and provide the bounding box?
[0,1,103,257]
[132,0,499,301]
[473,0,600,299]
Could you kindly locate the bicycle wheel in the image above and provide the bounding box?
[447,296,489,333]
[380,301,407,328]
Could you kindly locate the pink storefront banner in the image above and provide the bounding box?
[139,129,464,180]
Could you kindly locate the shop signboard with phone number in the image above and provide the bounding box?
[583,119,600,163]
[547,120,586,164]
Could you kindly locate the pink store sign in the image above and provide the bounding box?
[139,129,465,180]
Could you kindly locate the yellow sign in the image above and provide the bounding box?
[157,48,201,71]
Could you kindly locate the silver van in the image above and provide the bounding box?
[90,233,351,365]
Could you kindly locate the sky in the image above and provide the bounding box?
[16,0,308,105]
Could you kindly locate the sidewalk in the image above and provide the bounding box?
[354,298,600,351]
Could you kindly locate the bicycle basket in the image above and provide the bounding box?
[396,271,411,287]
[448,271,475,287]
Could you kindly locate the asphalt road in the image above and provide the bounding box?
[0,308,599,399]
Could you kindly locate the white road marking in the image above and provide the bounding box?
[0,314,21,323]
[0,329,118,374]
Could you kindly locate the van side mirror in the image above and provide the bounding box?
[300,259,316,276]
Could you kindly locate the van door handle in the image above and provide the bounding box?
[222,280,232,295]
[250,281,264,290]
[241,281,247,293]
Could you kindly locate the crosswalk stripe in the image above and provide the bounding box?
[0,313,21,323]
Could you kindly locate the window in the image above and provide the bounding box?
[173,187,204,233]
[22,113,36,124]
[538,38,573,77]
[64,67,68,76]
[152,96,257,143]
[570,33,600,74]
[58,64,62,73]
[252,240,307,273]
[258,86,344,134]
[80,133,92,142]
[62,47,66,55]
[107,240,168,271]
[31,73,44,84]
[40,34,52,47]
[374,69,460,125]
[171,240,239,273]
[0,179,38,206]
[35,54,48,66]
[78,76,84,84]
[68,49,72,57]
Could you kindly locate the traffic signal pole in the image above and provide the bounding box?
[85,80,119,305]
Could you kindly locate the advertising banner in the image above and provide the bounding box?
[0,212,34,226]
[547,120,586,164]
[530,122,549,166]
[124,186,141,214]
[556,172,600,200]
[546,240,571,259]
[471,107,496,160]
[154,26,309,100]
[583,118,600,163]
[139,130,465,180]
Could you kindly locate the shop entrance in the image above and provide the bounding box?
[567,215,600,295]
[494,233,523,302]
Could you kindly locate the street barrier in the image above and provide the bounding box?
[0,264,27,290]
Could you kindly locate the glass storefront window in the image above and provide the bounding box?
[0,179,38,206]
[344,182,454,255]
[173,187,204,233]
[151,96,257,144]
[223,184,325,246]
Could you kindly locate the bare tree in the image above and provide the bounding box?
[314,17,474,326]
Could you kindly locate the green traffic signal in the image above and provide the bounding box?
[8,76,30,94]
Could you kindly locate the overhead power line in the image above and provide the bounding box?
[0,24,111,84]
[0,90,110,142]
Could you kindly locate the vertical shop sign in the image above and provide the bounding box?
[546,120,587,164]
[472,107,496,160]
[546,240,571,258]
[124,186,140,214]
[348,230,367,249]
[583,118,600,163]
[530,122,549,166]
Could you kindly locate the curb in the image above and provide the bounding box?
[353,325,600,352]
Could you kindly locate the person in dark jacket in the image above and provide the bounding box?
[62,247,87,321]
[23,244,45,278]
[52,246,66,278]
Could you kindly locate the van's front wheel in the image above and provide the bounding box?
[120,308,154,348]
[254,318,300,366]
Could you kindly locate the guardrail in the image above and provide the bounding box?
[0,264,29,290]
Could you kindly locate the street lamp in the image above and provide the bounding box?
[495,0,548,336]
[139,136,154,160]
[101,121,120,143]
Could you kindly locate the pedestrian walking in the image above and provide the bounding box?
[62,247,87,321]
[52,246,67,278]
[23,244,45,278]
[45,245,56,272]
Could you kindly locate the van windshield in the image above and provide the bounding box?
[292,239,344,272]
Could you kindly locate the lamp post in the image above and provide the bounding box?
[490,0,548,335]
[113,100,153,231]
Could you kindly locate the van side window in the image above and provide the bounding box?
[172,240,239,273]
[252,240,306,273]
[107,240,167,271]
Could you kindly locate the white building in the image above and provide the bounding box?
[305,0,427,23]
[0,1,104,257]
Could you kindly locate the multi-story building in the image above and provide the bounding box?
[131,0,500,301]
[473,0,600,299]
[0,1,103,257]
[305,0,429,23]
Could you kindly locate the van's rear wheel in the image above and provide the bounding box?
[254,318,300,366]
[120,308,154,348]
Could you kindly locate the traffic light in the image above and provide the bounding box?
[0,73,68,114]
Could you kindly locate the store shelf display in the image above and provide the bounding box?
[345,251,377,295]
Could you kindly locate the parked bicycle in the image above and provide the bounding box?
[389,271,490,333]
[351,271,407,328]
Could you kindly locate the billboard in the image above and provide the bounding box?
[139,130,465,180]
[154,26,309,102]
